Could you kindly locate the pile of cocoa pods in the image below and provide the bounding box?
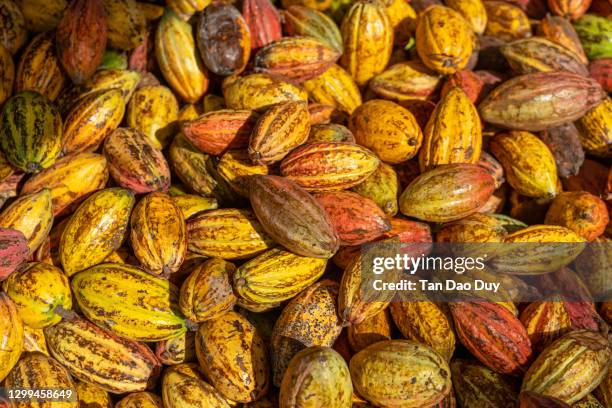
[0,0,611,406]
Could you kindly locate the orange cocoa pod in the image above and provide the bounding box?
[544,191,609,241]
[347,309,392,353]
[589,58,612,93]
[441,70,485,104]
[484,1,532,41]
[548,0,592,19]
[538,14,589,64]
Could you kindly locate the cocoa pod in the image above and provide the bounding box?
[369,61,441,102]
[104,128,171,194]
[223,73,308,111]
[484,1,532,41]
[589,58,612,92]
[249,175,339,258]
[242,0,282,50]
[0,228,28,281]
[539,123,585,178]
[171,194,218,220]
[0,292,23,382]
[127,85,179,150]
[56,0,107,84]
[446,0,488,35]
[501,37,589,76]
[308,124,355,144]
[573,14,612,60]
[538,14,589,64]
[351,162,399,217]
[519,392,571,408]
[196,3,251,76]
[17,0,67,33]
[155,332,196,366]
[440,70,485,104]
[166,0,209,19]
[0,188,53,253]
[549,0,592,20]
[303,64,362,114]
[477,151,505,188]
[479,72,605,131]
[451,359,520,408]
[76,381,113,408]
[101,0,146,50]
[281,142,380,191]
[576,97,612,157]
[0,0,27,54]
[545,191,609,241]
[161,363,231,408]
[348,309,392,352]
[217,149,269,197]
[0,43,13,106]
[283,5,343,52]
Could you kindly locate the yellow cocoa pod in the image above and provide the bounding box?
[484,1,532,41]
[17,0,67,33]
[307,124,355,144]
[101,0,146,50]
[234,248,328,306]
[61,89,125,155]
[127,85,179,149]
[203,94,226,113]
[76,381,112,408]
[349,99,423,164]
[223,73,308,111]
[130,192,187,276]
[4,352,78,408]
[351,162,399,216]
[0,43,13,106]
[340,0,393,86]
[369,61,441,102]
[117,392,163,408]
[23,325,48,355]
[279,347,353,408]
[218,149,269,197]
[60,188,134,276]
[282,0,332,11]
[167,0,210,19]
[419,87,482,171]
[0,188,53,253]
[3,262,71,328]
[349,340,452,407]
[15,32,67,101]
[72,263,187,341]
[576,98,612,157]
[249,101,310,165]
[0,293,23,382]
[490,131,559,198]
[179,257,236,323]
[303,64,362,114]
[446,0,488,35]
[436,212,507,257]
[390,300,456,361]
[196,311,270,403]
[155,9,209,103]
[162,363,232,408]
[21,153,109,216]
[171,194,218,220]
[156,331,196,366]
[383,0,417,45]
[416,5,474,75]
[187,208,276,259]
[348,309,392,353]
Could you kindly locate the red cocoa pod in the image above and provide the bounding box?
[539,123,585,178]
[590,58,612,93]
[56,0,108,85]
[249,175,339,259]
[519,391,571,408]
[314,191,391,246]
[103,128,171,193]
[382,218,433,257]
[181,110,258,156]
[0,228,29,280]
[441,70,485,104]
[242,0,282,50]
[449,300,533,376]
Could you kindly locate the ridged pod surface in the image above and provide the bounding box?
[281,142,379,192]
[162,363,231,408]
[116,392,163,408]
[254,37,340,83]
[0,91,62,173]
[223,73,308,111]
[242,0,282,50]
[351,162,399,216]
[196,311,270,403]
[72,263,187,341]
[284,5,343,52]
[59,188,134,276]
[155,331,196,366]
[179,257,236,323]
[419,87,481,171]
[17,0,67,33]
[577,98,612,157]
[104,128,171,194]
[249,175,339,258]
[549,0,592,19]
[500,37,589,76]
[15,32,67,100]
[445,0,487,34]
[55,0,107,84]
[479,71,605,131]
[21,153,109,216]
[4,352,77,407]
[101,0,146,50]
[348,309,392,352]
[0,293,23,382]
[0,188,53,253]
[522,331,611,404]
[3,262,71,328]
[44,316,160,393]
[249,101,310,165]
[0,43,13,106]
[390,300,456,361]
[127,85,179,150]
[416,5,474,75]
[350,340,452,408]
[172,194,218,220]
[302,64,362,114]
[369,61,441,102]
[181,109,257,156]
[187,208,275,260]
[196,3,251,76]
[279,347,352,408]
[62,89,125,155]
[490,131,559,198]
[0,0,27,54]
[451,359,520,408]
[340,0,393,86]
[0,228,28,280]
[234,247,328,305]
[449,300,533,376]
[155,9,209,103]
[349,100,423,164]
[484,1,532,41]
[76,381,113,408]
[217,149,269,196]
[130,192,187,275]
[399,164,495,222]
[538,14,589,64]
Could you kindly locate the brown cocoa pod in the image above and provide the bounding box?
[539,123,585,178]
